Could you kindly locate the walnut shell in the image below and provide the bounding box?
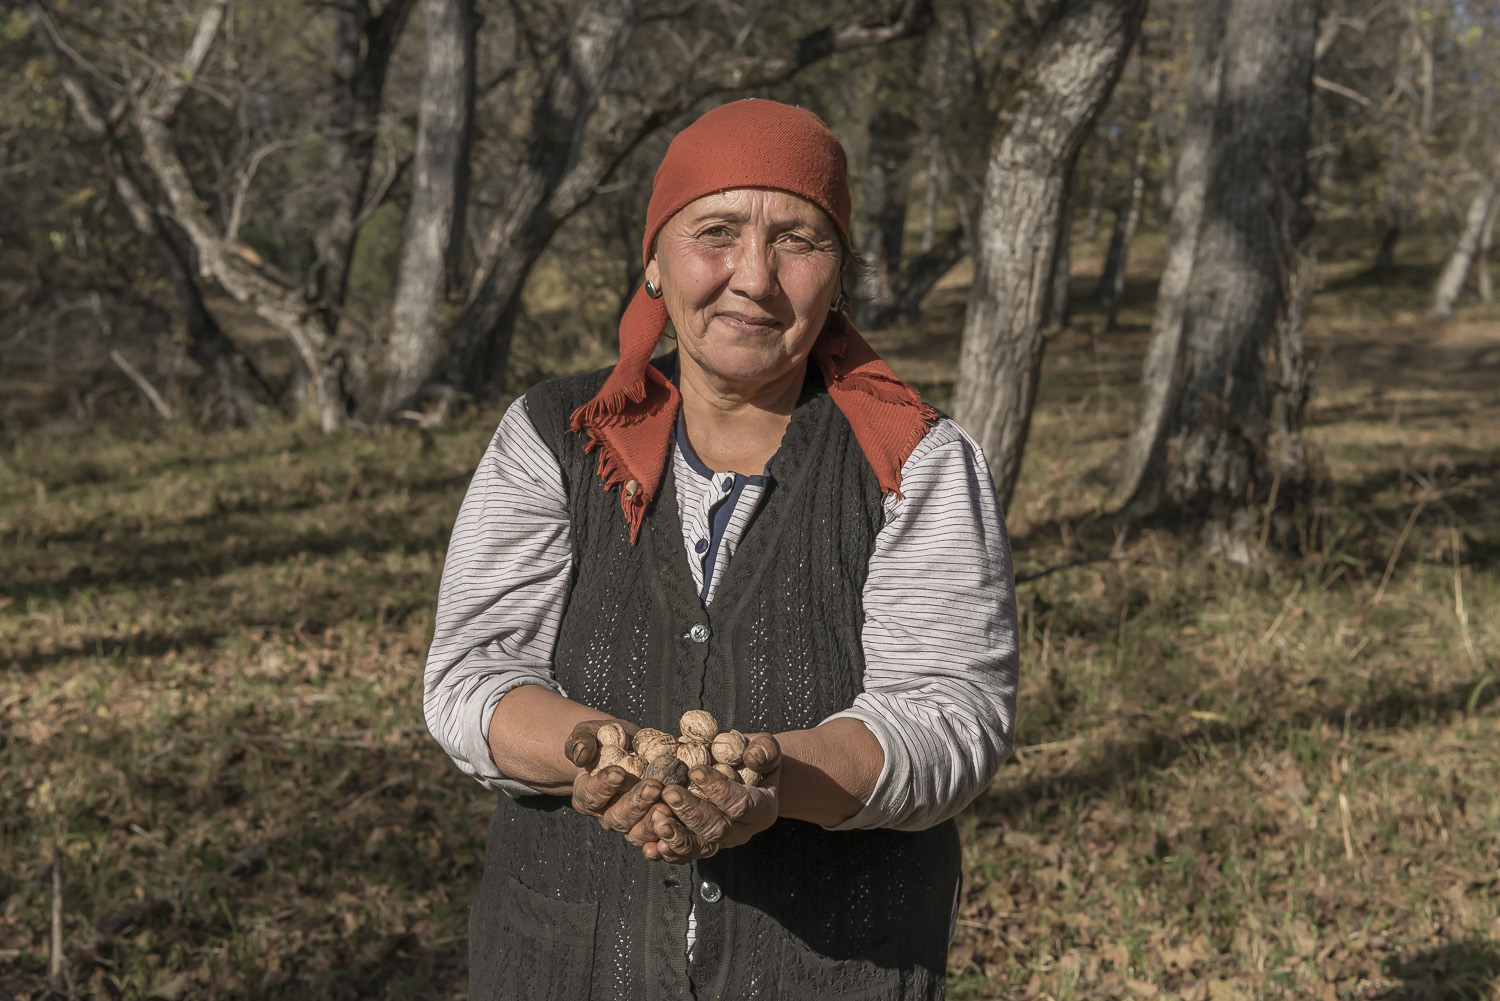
[713,763,740,783]
[710,730,747,766]
[679,710,720,743]
[591,745,628,775]
[675,741,712,770]
[644,752,689,787]
[596,722,629,751]
[632,727,673,754]
[618,753,647,778]
[738,766,762,788]
[635,733,679,764]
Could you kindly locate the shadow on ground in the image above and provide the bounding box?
[1374,938,1500,1000]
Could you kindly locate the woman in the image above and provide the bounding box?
[424,99,1018,1000]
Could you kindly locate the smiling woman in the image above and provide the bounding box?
[650,188,846,474]
[423,99,1020,1000]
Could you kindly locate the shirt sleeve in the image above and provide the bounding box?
[822,418,1019,832]
[422,395,574,797]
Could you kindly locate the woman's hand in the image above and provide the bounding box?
[571,766,667,843]
[563,718,638,771]
[640,733,782,864]
[564,719,666,843]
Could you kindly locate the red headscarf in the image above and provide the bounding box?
[569,99,937,541]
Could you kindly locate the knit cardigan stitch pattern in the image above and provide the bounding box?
[466,357,959,1001]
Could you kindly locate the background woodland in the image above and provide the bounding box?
[2,1,1498,999]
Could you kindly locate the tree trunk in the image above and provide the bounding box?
[383,0,476,413]
[1428,154,1500,318]
[1478,196,1498,305]
[1099,124,1150,330]
[30,5,275,425]
[1049,186,1074,336]
[1113,0,1320,548]
[919,135,942,254]
[442,0,638,392]
[950,0,1146,511]
[133,101,352,432]
[1373,217,1402,273]
[1083,131,1113,243]
[861,227,968,329]
[1111,0,1232,503]
[306,0,417,332]
[855,107,918,319]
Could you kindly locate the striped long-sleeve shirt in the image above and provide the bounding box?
[423,395,1019,832]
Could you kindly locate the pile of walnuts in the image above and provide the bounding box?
[593,711,760,793]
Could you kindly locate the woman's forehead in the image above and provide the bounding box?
[675,188,836,229]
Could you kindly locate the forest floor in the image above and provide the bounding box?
[1,240,1498,1000]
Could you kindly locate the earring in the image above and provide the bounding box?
[831,292,848,315]
[644,279,663,299]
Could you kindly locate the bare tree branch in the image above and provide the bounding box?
[1314,74,1371,107]
[151,0,230,118]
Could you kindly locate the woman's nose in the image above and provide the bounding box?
[726,239,777,298]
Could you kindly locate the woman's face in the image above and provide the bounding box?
[645,188,843,394]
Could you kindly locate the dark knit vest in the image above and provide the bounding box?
[467,356,960,1001]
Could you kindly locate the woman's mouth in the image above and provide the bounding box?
[714,311,781,334]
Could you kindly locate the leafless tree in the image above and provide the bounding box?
[1112,0,1322,557]
[419,0,940,402]
[949,0,1147,511]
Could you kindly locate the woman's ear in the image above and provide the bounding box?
[644,257,660,289]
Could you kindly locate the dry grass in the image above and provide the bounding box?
[2,244,1498,1000]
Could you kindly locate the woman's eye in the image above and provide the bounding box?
[699,226,730,240]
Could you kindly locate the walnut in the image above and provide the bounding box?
[644,752,689,787]
[709,730,747,766]
[618,753,647,778]
[713,763,740,783]
[675,741,712,770]
[679,710,719,743]
[635,732,679,764]
[633,729,675,750]
[738,766,762,788]
[591,745,628,775]
[632,727,671,752]
[596,722,629,751]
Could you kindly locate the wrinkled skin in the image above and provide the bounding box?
[565,719,782,863]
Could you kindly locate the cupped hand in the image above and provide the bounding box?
[642,732,782,864]
[563,718,637,771]
[571,766,667,844]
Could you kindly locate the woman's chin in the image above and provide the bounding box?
[688,350,807,392]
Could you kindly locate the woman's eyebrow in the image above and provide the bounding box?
[684,209,749,225]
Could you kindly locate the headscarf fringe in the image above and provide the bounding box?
[579,431,650,543]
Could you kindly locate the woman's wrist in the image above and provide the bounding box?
[486,684,617,794]
[772,719,883,827]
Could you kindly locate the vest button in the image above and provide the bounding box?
[689,623,711,643]
[700,880,722,903]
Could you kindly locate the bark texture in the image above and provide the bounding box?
[28,0,276,426]
[1112,0,1321,553]
[384,0,477,412]
[307,0,417,332]
[1478,197,1498,305]
[950,0,1146,510]
[1098,123,1149,330]
[855,107,919,319]
[125,0,355,431]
